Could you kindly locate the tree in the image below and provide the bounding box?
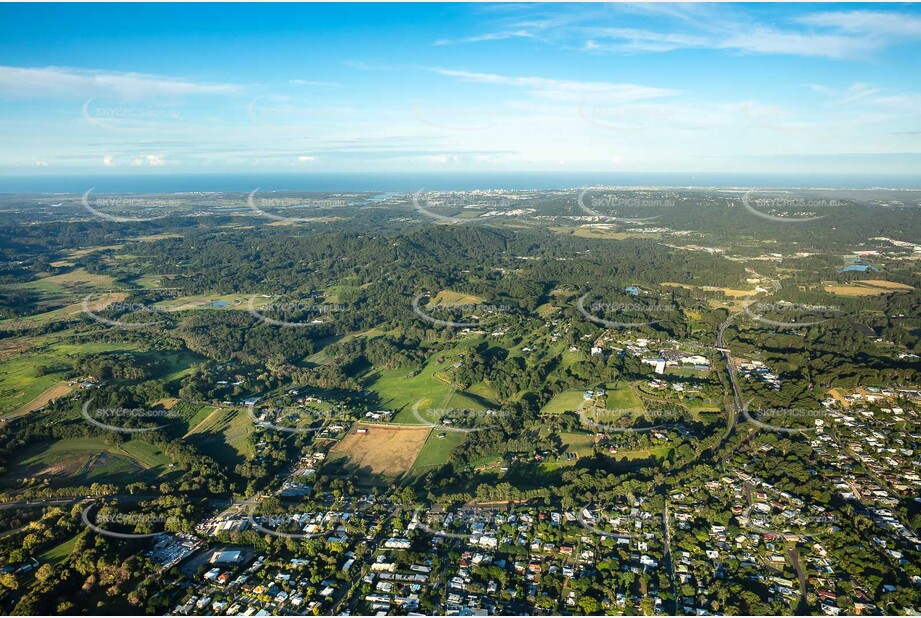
[578,595,600,614]
[0,572,18,591]
[34,563,54,584]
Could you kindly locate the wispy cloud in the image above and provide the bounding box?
[435,30,535,46]
[809,82,921,114]
[432,69,677,102]
[0,66,241,99]
[797,10,921,37]
[439,6,921,59]
[716,28,877,59]
[582,28,710,53]
[289,79,341,88]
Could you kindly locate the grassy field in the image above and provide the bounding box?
[323,284,360,304]
[304,328,387,366]
[541,390,588,414]
[412,430,467,471]
[2,291,130,328]
[560,432,596,456]
[7,383,73,419]
[825,280,914,296]
[367,359,457,421]
[326,424,431,485]
[20,269,118,294]
[184,406,254,465]
[0,337,139,415]
[132,274,172,289]
[429,290,485,306]
[608,446,673,461]
[39,534,79,566]
[157,350,203,383]
[463,381,499,404]
[3,268,122,324]
[134,233,183,242]
[661,282,757,298]
[683,398,721,413]
[665,366,711,378]
[551,226,655,240]
[152,293,272,312]
[1,437,172,487]
[602,382,645,410]
[0,337,202,416]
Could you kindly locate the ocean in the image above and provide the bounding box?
[1,172,919,194]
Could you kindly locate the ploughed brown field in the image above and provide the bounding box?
[326,423,432,484]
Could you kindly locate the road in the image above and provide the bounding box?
[0,498,79,511]
[662,502,679,611]
[715,310,743,433]
[714,268,778,435]
[788,547,807,601]
[0,498,82,539]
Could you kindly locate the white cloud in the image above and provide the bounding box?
[443,6,921,59]
[582,28,710,53]
[581,23,879,59]
[435,29,535,46]
[797,11,921,37]
[131,154,166,166]
[102,155,114,166]
[432,68,676,102]
[0,66,240,100]
[297,155,317,162]
[805,82,920,114]
[290,79,341,87]
[717,29,876,59]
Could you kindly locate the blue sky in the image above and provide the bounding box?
[0,2,918,176]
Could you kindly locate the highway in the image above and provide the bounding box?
[715,267,778,435]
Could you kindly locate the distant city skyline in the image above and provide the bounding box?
[1,3,919,176]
